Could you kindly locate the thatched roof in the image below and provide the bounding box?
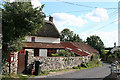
[35,21,60,38]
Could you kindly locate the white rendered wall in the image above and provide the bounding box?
[39,49,47,57]
[25,49,34,53]
[25,36,60,43]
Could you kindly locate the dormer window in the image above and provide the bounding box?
[31,37,35,42]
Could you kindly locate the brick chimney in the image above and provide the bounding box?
[49,16,53,22]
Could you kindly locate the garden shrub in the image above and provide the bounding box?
[81,63,88,68]
[52,50,76,57]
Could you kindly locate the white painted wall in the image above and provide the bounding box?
[39,49,47,57]
[25,36,60,43]
[25,49,34,53]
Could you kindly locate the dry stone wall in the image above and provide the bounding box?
[4,52,18,74]
[4,49,91,74]
[27,51,83,71]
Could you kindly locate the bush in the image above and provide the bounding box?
[40,71,49,76]
[52,50,76,57]
[51,53,59,57]
[81,63,88,68]
[72,66,81,69]
[49,70,56,72]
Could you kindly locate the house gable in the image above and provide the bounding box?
[24,16,60,43]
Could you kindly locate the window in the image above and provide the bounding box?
[31,37,35,42]
[34,49,39,57]
[47,49,57,57]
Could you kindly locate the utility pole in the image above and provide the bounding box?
[118,2,120,47]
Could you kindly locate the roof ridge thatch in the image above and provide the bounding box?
[32,20,60,38]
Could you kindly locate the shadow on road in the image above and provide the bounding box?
[103,73,120,80]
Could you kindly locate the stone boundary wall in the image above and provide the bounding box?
[36,57,82,71]
[27,51,84,71]
[4,52,18,74]
[4,49,91,74]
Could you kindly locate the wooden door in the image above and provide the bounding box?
[18,50,26,74]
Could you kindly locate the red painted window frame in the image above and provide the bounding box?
[10,54,14,63]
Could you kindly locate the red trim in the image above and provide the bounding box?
[10,54,14,63]
[19,50,25,54]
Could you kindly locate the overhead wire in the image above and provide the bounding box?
[56,0,118,10]
[45,0,118,35]
[46,0,118,16]
[81,19,118,38]
[90,10,118,32]
[76,10,118,34]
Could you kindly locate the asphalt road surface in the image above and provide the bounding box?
[45,63,111,79]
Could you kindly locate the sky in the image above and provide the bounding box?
[1,0,119,47]
[41,0,118,47]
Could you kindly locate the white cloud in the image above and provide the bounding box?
[10,0,41,8]
[31,0,41,8]
[80,30,118,47]
[50,13,88,28]
[85,8,109,22]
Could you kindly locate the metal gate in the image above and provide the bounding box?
[17,50,26,74]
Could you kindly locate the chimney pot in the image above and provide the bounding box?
[49,16,53,22]
[114,42,116,47]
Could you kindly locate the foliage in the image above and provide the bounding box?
[88,54,102,68]
[2,2,45,63]
[114,51,120,58]
[2,73,28,80]
[86,35,105,55]
[81,63,88,68]
[49,70,56,72]
[51,53,59,57]
[102,49,120,63]
[72,66,80,69]
[60,28,82,42]
[72,54,102,70]
[40,71,49,76]
[106,51,120,63]
[108,54,112,58]
[52,50,76,57]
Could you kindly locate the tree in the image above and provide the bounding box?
[86,35,104,55]
[73,34,82,42]
[2,2,45,62]
[60,28,73,41]
[60,28,82,42]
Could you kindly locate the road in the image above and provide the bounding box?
[45,63,111,79]
[29,63,111,80]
